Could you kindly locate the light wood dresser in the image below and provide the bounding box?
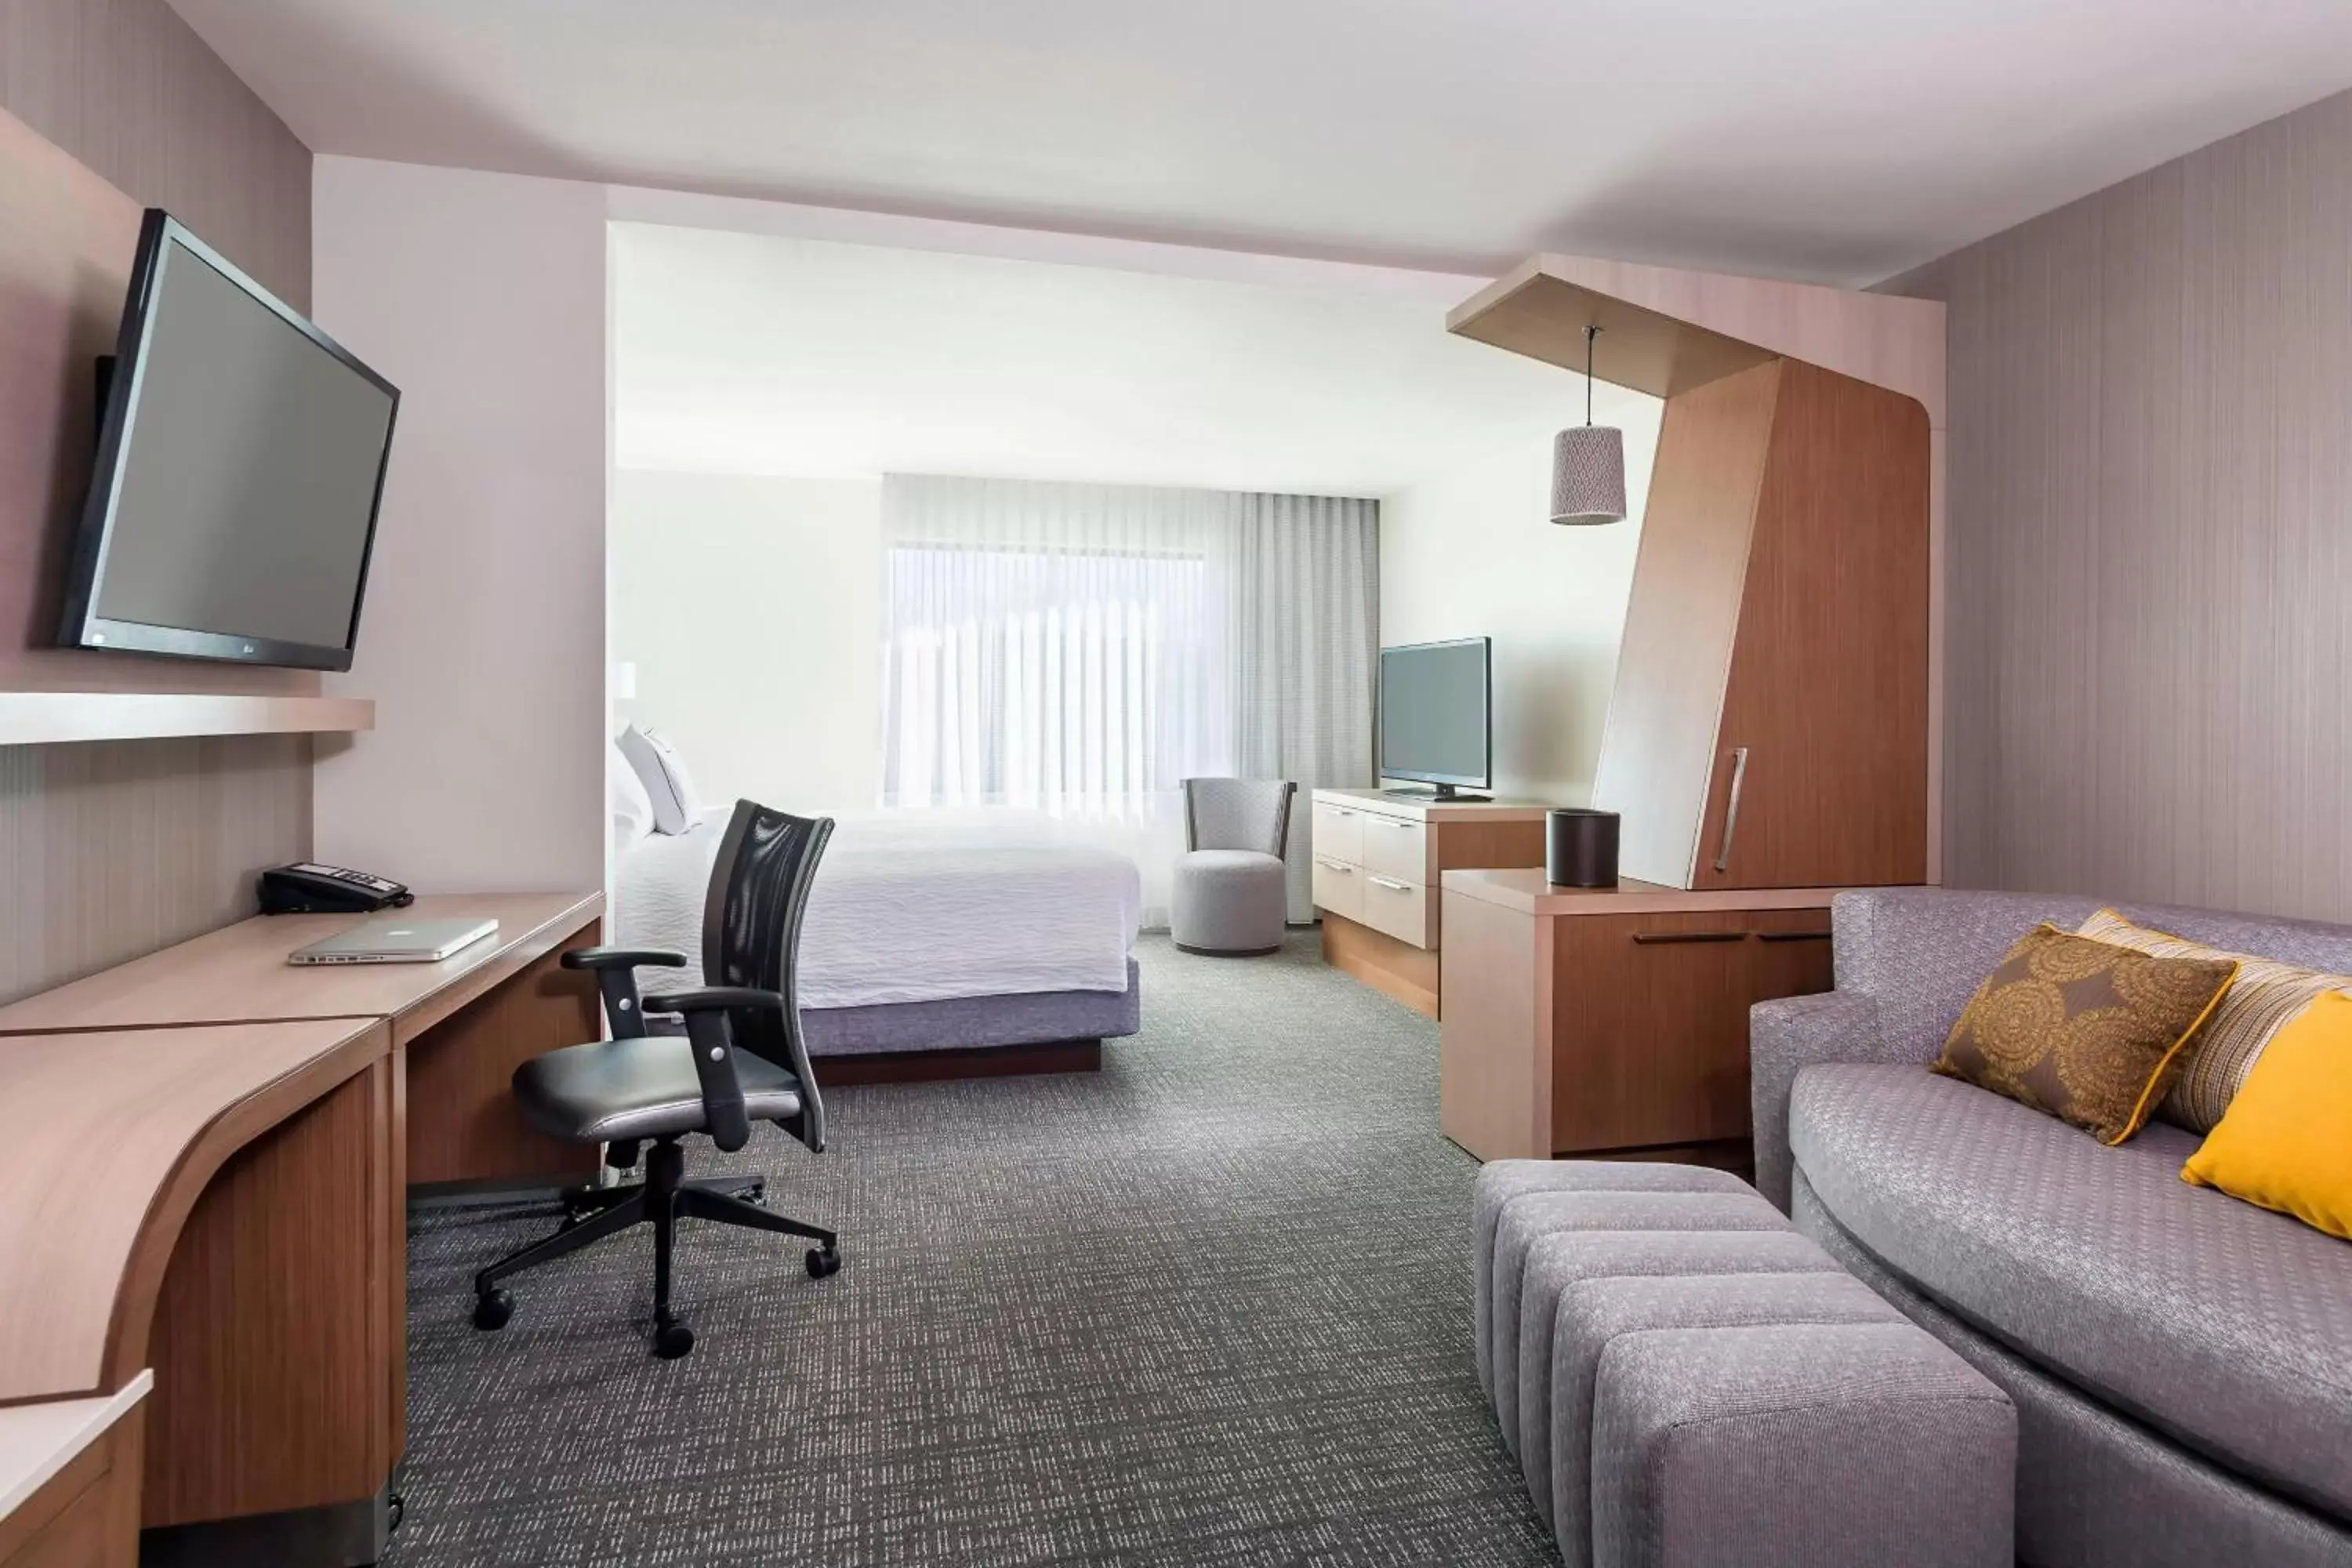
[1308,788,1549,1018]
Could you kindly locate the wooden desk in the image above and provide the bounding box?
[0,1019,395,1563]
[1438,870,1840,1163]
[0,891,606,1190]
[0,889,603,1566]
[0,1375,149,1568]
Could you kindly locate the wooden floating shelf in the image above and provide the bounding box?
[1446,252,1946,422]
[0,693,375,746]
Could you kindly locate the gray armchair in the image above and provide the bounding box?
[1170,777,1296,955]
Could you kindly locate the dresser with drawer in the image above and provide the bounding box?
[1308,788,1549,1018]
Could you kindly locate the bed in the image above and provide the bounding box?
[615,808,1143,1079]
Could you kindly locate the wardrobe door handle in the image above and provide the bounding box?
[1367,875,1413,891]
[1712,746,1750,873]
[1631,930,1749,946]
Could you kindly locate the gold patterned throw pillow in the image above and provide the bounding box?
[1931,925,2239,1145]
[2074,909,2352,1132]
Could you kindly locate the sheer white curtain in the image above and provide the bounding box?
[880,474,1376,925]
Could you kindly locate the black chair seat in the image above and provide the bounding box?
[514,1037,804,1144]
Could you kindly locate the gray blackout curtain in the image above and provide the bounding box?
[1231,493,1379,920]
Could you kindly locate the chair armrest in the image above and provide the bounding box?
[641,986,783,1014]
[1749,991,1890,1212]
[644,987,827,1155]
[561,946,687,971]
[563,947,687,1040]
[636,988,783,1154]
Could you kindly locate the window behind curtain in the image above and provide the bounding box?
[877,474,1376,928]
[880,542,1227,815]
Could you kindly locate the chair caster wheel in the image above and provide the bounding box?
[653,1320,695,1359]
[805,1243,841,1279]
[472,1289,513,1331]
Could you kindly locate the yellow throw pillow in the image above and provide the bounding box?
[1932,924,2239,1145]
[2078,909,2352,1132]
[2183,989,2352,1241]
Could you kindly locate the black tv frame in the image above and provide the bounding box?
[1377,635,1493,800]
[56,209,401,673]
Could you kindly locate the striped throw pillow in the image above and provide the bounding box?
[2076,909,2352,1132]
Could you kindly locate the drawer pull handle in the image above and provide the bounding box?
[1631,930,1748,946]
[1376,818,1414,829]
[1368,875,1413,891]
[1316,858,1354,873]
[1324,807,1356,818]
[1712,746,1749,873]
[1758,930,1832,943]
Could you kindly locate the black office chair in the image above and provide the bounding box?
[472,799,841,1359]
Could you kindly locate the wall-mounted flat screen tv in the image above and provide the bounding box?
[58,210,400,672]
[1378,636,1492,798]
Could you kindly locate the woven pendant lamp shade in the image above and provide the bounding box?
[1550,424,1626,525]
[1551,323,1627,524]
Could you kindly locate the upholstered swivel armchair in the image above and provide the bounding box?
[1170,777,1296,955]
[471,799,841,1359]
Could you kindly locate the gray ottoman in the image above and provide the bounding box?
[1473,1160,2018,1568]
[1519,1231,1846,1520]
[1490,1191,1789,1454]
[1471,1160,1755,1401]
[1590,1320,2016,1568]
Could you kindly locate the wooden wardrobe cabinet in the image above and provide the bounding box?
[1435,252,1942,1167]
[1592,356,1930,891]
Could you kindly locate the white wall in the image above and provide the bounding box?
[311,157,609,892]
[609,471,883,811]
[1378,405,1662,806]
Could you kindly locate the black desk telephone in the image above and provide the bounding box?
[259,862,414,915]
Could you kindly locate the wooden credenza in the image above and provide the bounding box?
[1308,788,1548,1018]
[1438,871,1838,1165]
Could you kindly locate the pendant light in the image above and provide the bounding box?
[1550,325,1627,524]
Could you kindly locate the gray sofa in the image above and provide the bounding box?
[1751,887,2352,1568]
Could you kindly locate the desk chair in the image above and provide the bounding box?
[472,800,841,1359]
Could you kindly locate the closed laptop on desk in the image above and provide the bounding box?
[288,916,497,965]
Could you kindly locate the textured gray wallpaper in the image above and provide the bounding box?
[1882,87,2352,923]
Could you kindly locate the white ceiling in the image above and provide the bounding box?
[173,1,2352,285]
[612,222,1653,495]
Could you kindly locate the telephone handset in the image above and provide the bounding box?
[259,862,413,916]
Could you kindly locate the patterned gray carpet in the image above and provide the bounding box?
[392,933,1560,1567]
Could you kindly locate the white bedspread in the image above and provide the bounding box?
[615,808,1142,1010]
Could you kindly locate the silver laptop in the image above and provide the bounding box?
[289,916,499,966]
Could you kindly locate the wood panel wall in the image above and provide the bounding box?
[0,734,310,1000]
[1880,86,2352,921]
[0,0,310,309]
[0,0,315,1000]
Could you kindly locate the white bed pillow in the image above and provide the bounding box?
[611,740,655,842]
[617,724,705,834]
